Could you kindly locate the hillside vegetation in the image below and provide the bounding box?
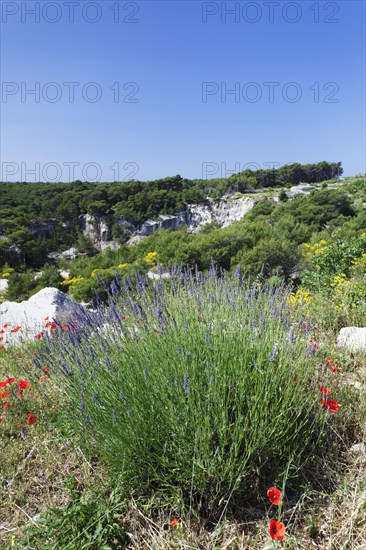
[0,161,342,272]
[1,165,366,548]
[2,168,366,334]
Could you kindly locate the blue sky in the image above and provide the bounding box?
[1,0,365,182]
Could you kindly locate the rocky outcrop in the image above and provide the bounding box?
[16,196,255,259]
[337,327,366,352]
[0,287,89,346]
[286,184,315,199]
[27,219,57,240]
[78,196,255,245]
[138,197,255,237]
[189,196,255,231]
[79,215,133,251]
[48,247,80,261]
[80,214,112,245]
[8,244,23,264]
[139,213,189,236]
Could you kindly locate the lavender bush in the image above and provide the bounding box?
[34,265,336,516]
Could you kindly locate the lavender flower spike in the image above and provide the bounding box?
[270,342,278,364]
[183,372,189,395]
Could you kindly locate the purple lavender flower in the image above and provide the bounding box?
[289,325,297,344]
[183,372,189,395]
[270,342,278,364]
[110,281,119,296]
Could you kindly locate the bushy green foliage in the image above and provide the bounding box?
[302,233,366,291]
[228,161,342,190]
[2,171,365,305]
[22,478,127,549]
[5,267,63,302]
[301,232,366,327]
[59,185,361,303]
[40,271,346,517]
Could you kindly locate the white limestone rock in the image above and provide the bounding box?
[147,270,171,280]
[188,197,255,232]
[337,327,366,352]
[0,279,8,293]
[0,287,86,346]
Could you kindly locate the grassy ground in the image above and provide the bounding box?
[1,294,366,549]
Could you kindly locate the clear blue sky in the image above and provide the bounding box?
[1,0,365,182]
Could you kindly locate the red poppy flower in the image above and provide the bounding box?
[10,326,21,333]
[0,337,3,341]
[27,413,36,425]
[320,398,341,413]
[0,330,4,334]
[0,391,11,399]
[0,378,13,388]
[51,323,57,331]
[269,519,285,541]
[319,386,331,395]
[16,422,22,428]
[61,324,68,331]
[3,402,10,409]
[39,375,47,382]
[3,324,8,328]
[0,346,6,350]
[326,358,340,372]
[44,316,49,321]
[170,518,179,527]
[44,321,52,328]
[18,380,30,390]
[267,486,282,506]
[0,418,2,423]
[44,367,50,372]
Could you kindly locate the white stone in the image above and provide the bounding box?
[286,184,315,199]
[147,270,171,280]
[127,235,145,246]
[337,327,366,352]
[0,287,87,346]
[0,279,8,293]
[48,247,79,260]
[188,197,255,232]
[350,442,365,457]
[100,240,121,252]
[59,270,70,280]
[290,184,315,193]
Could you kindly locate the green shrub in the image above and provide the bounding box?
[39,269,346,518]
[5,267,64,302]
[22,478,127,549]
